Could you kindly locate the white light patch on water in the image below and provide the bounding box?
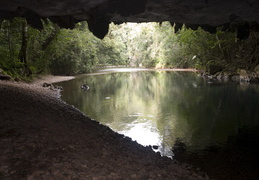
[120,121,161,146]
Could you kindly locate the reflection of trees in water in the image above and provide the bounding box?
[58,71,259,174]
[158,76,259,151]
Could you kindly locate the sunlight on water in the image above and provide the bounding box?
[57,68,259,161]
[107,112,174,157]
[56,68,259,179]
[107,112,163,150]
[120,119,160,146]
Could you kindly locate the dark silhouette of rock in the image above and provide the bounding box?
[0,0,258,39]
[0,74,12,80]
[81,84,89,91]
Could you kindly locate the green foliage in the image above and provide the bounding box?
[47,22,102,75]
[27,19,59,74]
[177,26,236,69]
[0,18,61,80]
[105,22,237,70]
[0,19,104,77]
[0,18,243,78]
[0,18,24,78]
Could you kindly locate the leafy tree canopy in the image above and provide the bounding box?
[2,18,257,80]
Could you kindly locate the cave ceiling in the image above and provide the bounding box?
[0,0,259,38]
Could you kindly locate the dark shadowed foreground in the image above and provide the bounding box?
[0,80,209,180]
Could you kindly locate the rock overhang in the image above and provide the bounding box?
[0,0,259,39]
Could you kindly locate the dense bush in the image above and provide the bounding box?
[1,18,257,79]
[105,22,237,69]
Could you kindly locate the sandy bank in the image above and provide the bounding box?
[0,77,209,180]
[30,75,75,86]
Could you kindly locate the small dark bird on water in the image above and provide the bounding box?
[81,84,89,91]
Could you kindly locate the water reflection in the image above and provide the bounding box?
[57,70,259,160]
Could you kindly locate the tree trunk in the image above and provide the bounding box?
[19,19,32,76]
[41,24,60,51]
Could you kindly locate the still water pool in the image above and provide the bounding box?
[56,68,259,179]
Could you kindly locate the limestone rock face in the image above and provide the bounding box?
[0,0,259,38]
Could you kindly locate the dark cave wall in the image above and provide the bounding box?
[0,0,259,38]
